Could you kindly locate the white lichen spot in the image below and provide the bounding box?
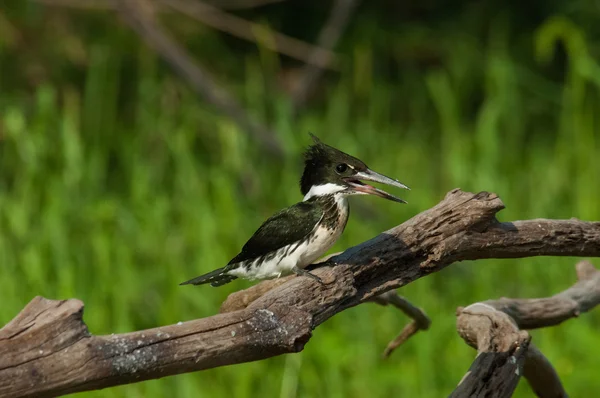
[509,356,516,364]
[137,340,143,346]
[141,334,145,338]
[276,327,288,336]
[231,330,236,337]
[257,309,275,317]
[177,321,183,326]
[515,366,520,376]
[39,350,44,355]
[152,355,157,362]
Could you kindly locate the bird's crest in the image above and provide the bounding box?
[303,133,364,167]
[300,133,368,195]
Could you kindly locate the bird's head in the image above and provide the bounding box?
[300,133,410,203]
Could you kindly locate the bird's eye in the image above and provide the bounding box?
[336,163,348,174]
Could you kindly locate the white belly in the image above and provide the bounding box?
[229,195,349,280]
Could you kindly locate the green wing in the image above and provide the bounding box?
[227,201,323,265]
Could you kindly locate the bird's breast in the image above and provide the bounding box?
[299,194,349,265]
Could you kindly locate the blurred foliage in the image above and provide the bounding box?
[1,1,599,397]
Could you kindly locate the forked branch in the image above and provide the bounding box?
[1,189,599,398]
[369,291,431,358]
[452,260,600,397]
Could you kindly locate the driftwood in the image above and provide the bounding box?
[1,189,599,398]
[452,260,599,398]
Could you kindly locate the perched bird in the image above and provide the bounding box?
[180,134,409,287]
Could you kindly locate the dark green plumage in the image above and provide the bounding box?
[179,194,349,287]
[180,198,326,287]
[228,198,324,266]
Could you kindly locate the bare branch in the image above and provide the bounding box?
[115,0,283,157]
[220,257,432,358]
[453,260,599,397]
[1,189,599,397]
[206,0,287,10]
[34,0,339,70]
[524,343,568,398]
[33,0,112,10]
[178,0,289,10]
[160,0,339,70]
[370,290,431,329]
[452,304,531,398]
[382,321,420,358]
[34,0,288,10]
[291,0,359,111]
[369,291,431,358]
[0,297,313,398]
[220,277,292,313]
[481,260,600,329]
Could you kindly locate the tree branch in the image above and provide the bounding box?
[176,0,289,10]
[452,260,599,397]
[524,343,567,398]
[479,260,600,329]
[34,0,288,11]
[1,189,599,397]
[369,291,431,358]
[452,303,532,398]
[159,0,340,70]
[116,0,284,157]
[34,0,339,70]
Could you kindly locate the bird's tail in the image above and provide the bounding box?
[179,267,238,287]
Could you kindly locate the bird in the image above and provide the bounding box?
[180,134,409,287]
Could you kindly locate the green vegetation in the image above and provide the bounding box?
[1,3,599,397]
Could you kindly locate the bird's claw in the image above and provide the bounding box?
[292,267,324,285]
[306,273,324,284]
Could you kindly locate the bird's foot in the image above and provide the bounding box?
[292,266,324,284]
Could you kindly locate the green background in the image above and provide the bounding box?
[1,1,599,397]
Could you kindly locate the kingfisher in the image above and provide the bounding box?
[180,134,409,287]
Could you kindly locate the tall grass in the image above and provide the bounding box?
[1,12,599,398]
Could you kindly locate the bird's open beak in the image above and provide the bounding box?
[344,169,410,203]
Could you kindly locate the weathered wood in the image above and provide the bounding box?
[452,260,599,398]
[0,298,313,398]
[480,260,600,329]
[524,344,568,398]
[452,304,531,398]
[1,189,599,398]
[221,190,600,312]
